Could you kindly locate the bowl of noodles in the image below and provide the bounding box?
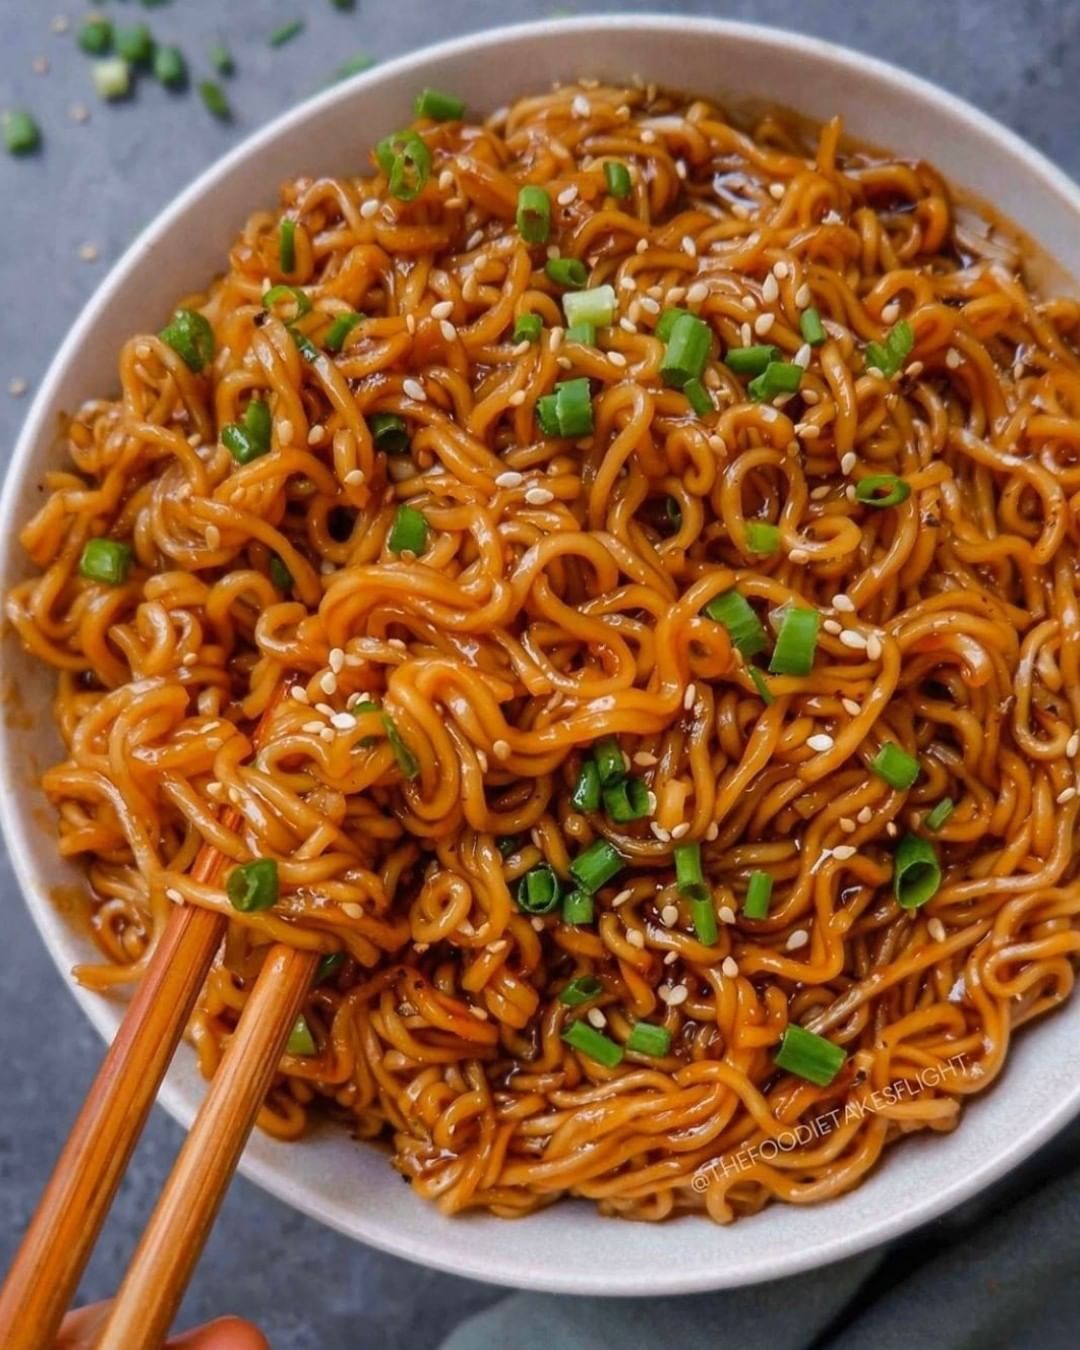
[5,14,1080,1296]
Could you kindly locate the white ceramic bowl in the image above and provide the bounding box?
[3,15,1080,1297]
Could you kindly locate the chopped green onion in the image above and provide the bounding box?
[871,742,920,791]
[545,257,588,289]
[382,713,420,779]
[660,313,711,389]
[748,360,802,402]
[748,665,774,705]
[562,890,595,924]
[515,185,551,244]
[538,377,593,438]
[925,798,955,832]
[689,897,717,945]
[627,1022,671,1056]
[800,307,826,346]
[388,505,428,555]
[865,319,914,377]
[262,284,312,320]
[602,776,650,824]
[279,218,297,274]
[375,131,431,201]
[893,834,941,909]
[79,538,133,586]
[116,24,153,65]
[559,975,603,1005]
[674,841,708,903]
[226,858,279,913]
[604,160,632,198]
[744,870,773,919]
[269,19,304,48]
[563,284,616,330]
[286,1014,316,1056]
[209,44,234,77]
[684,378,714,416]
[198,80,231,120]
[324,311,363,353]
[725,344,779,375]
[569,839,624,894]
[496,835,520,857]
[565,321,595,346]
[79,19,113,56]
[315,952,345,985]
[774,1024,847,1086]
[414,88,465,121]
[290,328,319,363]
[153,45,187,90]
[769,608,820,677]
[593,737,625,787]
[369,412,410,454]
[159,308,214,373]
[2,111,41,156]
[704,591,767,659]
[656,308,692,342]
[561,1019,624,1068]
[269,556,292,591]
[745,521,780,555]
[517,864,562,914]
[536,394,560,436]
[94,58,132,102]
[571,760,602,813]
[223,397,272,464]
[666,497,683,531]
[513,313,543,344]
[854,475,911,508]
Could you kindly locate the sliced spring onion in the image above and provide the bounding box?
[536,394,560,437]
[865,319,914,377]
[209,44,235,77]
[517,864,562,914]
[513,312,543,344]
[774,1024,847,1086]
[290,327,319,363]
[673,841,707,902]
[627,1022,671,1056]
[800,307,826,346]
[262,284,312,320]
[159,308,214,373]
[223,397,272,464]
[854,474,911,508]
[744,870,773,919]
[725,344,779,375]
[562,890,595,924]
[94,58,132,102]
[925,798,955,832]
[871,742,920,791]
[545,257,588,289]
[369,412,410,453]
[704,591,767,659]
[537,377,593,438]
[315,952,346,985]
[388,505,427,555]
[226,858,279,912]
[660,312,711,389]
[593,737,625,786]
[893,833,941,909]
[375,130,431,201]
[279,218,297,274]
[561,1019,624,1068]
[563,283,616,329]
[748,360,802,402]
[569,839,624,893]
[414,88,465,121]
[666,497,683,531]
[324,311,363,353]
[745,521,780,555]
[496,835,520,857]
[602,775,650,824]
[269,556,292,591]
[3,111,41,156]
[656,308,692,342]
[153,45,187,90]
[382,713,420,779]
[684,378,714,416]
[689,897,717,945]
[565,321,595,346]
[286,1014,316,1056]
[79,538,133,586]
[604,160,632,197]
[516,184,552,244]
[116,24,153,64]
[571,760,602,813]
[269,19,305,48]
[769,608,820,677]
[748,665,774,705]
[198,79,230,120]
[78,19,113,55]
[558,974,603,1005]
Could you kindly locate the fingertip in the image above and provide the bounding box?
[170,1315,269,1350]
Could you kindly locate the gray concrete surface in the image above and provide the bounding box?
[1,1,1078,1345]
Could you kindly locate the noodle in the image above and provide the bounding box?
[10,78,1080,1226]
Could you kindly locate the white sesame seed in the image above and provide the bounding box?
[683,683,696,711]
[329,648,345,673]
[626,929,646,949]
[587,1007,607,1028]
[607,351,627,369]
[435,319,455,344]
[330,711,356,730]
[840,630,868,651]
[754,312,775,337]
[946,347,963,369]
[619,274,637,291]
[360,198,380,219]
[823,619,842,635]
[762,273,779,304]
[635,238,649,254]
[557,356,573,369]
[619,317,637,334]
[786,929,809,951]
[714,906,733,926]
[839,817,856,834]
[857,806,874,825]
[664,950,679,965]
[438,169,454,192]
[342,902,364,919]
[182,652,197,667]
[810,485,831,501]
[681,236,697,259]
[546,243,560,260]
[492,738,511,760]
[402,378,427,402]
[1057,787,1077,804]
[842,698,861,716]
[612,888,634,908]
[832,593,855,613]
[524,486,554,505]
[640,128,656,144]
[571,94,591,118]
[495,470,524,489]
[740,322,753,346]
[431,300,453,320]
[308,425,326,446]
[639,295,660,314]
[508,389,526,406]
[405,314,417,335]
[881,301,901,324]
[793,343,812,370]
[320,671,337,696]
[721,956,739,977]
[840,452,857,475]
[660,904,679,927]
[1068,732,1080,758]
[650,822,672,843]
[290,685,310,704]
[344,469,365,487]
[807,733,835,753]
[832,844,856,861]
[788,548,810,564]
[769,182,786,200]
[670,822,691,840]
[204,524,221,551]
[928,918,947,942]
[906,361,925,379]
[557,184,579,205]
[666,985,688,1006]
[705,822,719,841]
[633,751,658,767]
[795,284,812,309]
[686,281,709,305]
[165,887,184,904]
[886,822,899,838]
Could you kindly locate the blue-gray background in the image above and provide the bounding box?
[1,2,1078,1346]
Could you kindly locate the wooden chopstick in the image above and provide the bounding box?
[96,942,318,1348]
[0,682,290,1347]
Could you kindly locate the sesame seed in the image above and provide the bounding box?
[839,817,856,833]
[487,939,508,954]
[811,485,831,501]
[165,887,184,904]
[833,593,855,612]
[344,469,365,487]
[471,1005,490,1019]
[1057,787,1077,804]
[807,733,835,753]
[329,648,345,673]
[330,711,356,730]
[842,698,861,716]
[290,685,310,704]
[681,236,697,257]
[619,317,637,334]
[492,738,511,760]
[571,94,591,118]
[683,683,696,711]
[795,284,812,308]
[466,228,484,250]
[832,844,856,861]
[557,355,573,370]
[431,299,453,319]
[823,619,842,635]
[670,822,691,839]
[857,806,874,824]
[840,630,868,651]
[769,182,786,200]
[865,634,883,661]
[660,904,679,927]
[633,751,658,767]
[557,184,579,205]
[587,1007,607,1028]
[721,956,739,977]
[506,389,526,407]
[319,672,337,696]
[946,347,963,369]
[639,295,660,314]
[762,274,779,304]
[438,319,456,343]
[405,314,417,335]
[786,929,809,951]
[928,918,947,942]
[342,902,364,919]
[740,322,753,346]
[626,929,646,949]
[650,822,672,843]
[906,361,925,378]
[881,301,900,324]
[667,286,687,304]
[754,312,775,337]
[308,425,326,446]
[182,652,197,667]
[612,888,634,908]
[204,524,221,551]
[1068,732,1080,758]
[438,169,454,192]
[495,470,524,489]
[840,452,857,475]
[705,821,719,841]
[686,281,709,304]
[402,378,427,402]
[788,548,810,564]
[793,343,812,370]
[640,128,656,144]
[665,985,688,1006]
[664,950,679,965]
[635,238,650,254]
[525,486,554,505]
[360,198,380,219]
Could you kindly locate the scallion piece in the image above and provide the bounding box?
[660,312,711,389]
[375,131,431,201]
[517,864,562,915]
[369,412,410,453]
[854,475,911,508]
[513,312,542,344]
[382,713,420,779]
[774,1024,847,1086]
[269,556,292,592]
[748,360,803,402]
[3,111,41,156]
[870,742,920,791]
[315,952,345,985]
[223,397,272,464]
[744,870,773,919]
[290,327,319,363]
[226,858,279,912]
[593,737,625,786]
[925,798,955,832]
[79,538,133,586]
[159,308,214,373]
[324,311,363,353]
[79,19,113,55]
[571,760,601,813]
[656,308,692,342]
[496,834,520,857]
[209,44,235,77]
[559,974,603,1005]
[745,521,780,555]
[545,257,588,289]
[893,833,941,909]
[538,377,593,438]
[689,897,717,945]
[262,284,312,320]
[704,591,767,659]
[153,44,187,90]
[684,378,714,416]
[414,88,465,121]
[93,58,132,102]
[725,344,779,375]
[116,24,153,65]
[865,319,914,377]
[666,497,683,531]
[536,394,561,437]
[388,505,428,555]
[562,890,595,925]
[602,775,650,824]
[279,218,297,274]
[563,283,616,330]
[674,841,707,902]
[769,608,820,677]
[516,185,551,244]
[748,665,774,705]
[569,839,624,894]
[286,1014,317,1056]
[800,307,826,346]
[565,321,595,346]
[198,80,231,120]
[627,1022,671,1056]
[269,19,305,48]
[604,160,632,198]
[561,1019,624,1068]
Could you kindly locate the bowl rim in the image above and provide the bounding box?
[4,12,1080,1297]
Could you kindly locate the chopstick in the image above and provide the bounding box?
[0,681,293,1347]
